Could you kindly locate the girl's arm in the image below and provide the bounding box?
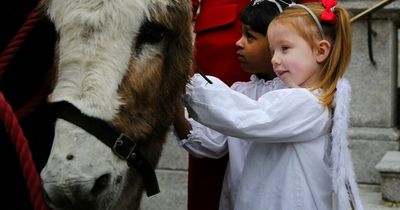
[185,74,330,143]
[173,103,229,158]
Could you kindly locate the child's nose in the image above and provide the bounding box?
[271,53,280,66]
[235,37,244,49]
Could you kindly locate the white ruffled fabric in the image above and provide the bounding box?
[331,78,364,210]
[179,74,364,210]
[180,75,286,159]
[179,75,286,209]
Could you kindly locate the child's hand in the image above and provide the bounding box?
[173,103,191,140]
[188,73,226,88]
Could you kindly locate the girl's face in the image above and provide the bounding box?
[268,23,321,88]
[236,24,275,80]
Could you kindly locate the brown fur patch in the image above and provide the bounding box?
[113,0,192,167]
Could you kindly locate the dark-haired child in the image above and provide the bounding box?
[174,1,285,209]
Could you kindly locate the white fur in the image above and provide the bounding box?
[331,78,364,210]
[48,0,172,120]
[41,120,128,209]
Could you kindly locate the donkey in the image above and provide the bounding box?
[39,0,192,209]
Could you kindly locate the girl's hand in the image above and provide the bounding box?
[173,103,192,140]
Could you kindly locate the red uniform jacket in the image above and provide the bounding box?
[193,0,251,86]
[189,0,319,210]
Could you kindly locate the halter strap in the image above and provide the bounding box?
[51,101,160,197]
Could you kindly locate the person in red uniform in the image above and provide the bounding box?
[189,0,318,209]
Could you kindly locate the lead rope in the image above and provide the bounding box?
[0,7,40,80]
[0,93,47,210]
[0,3,48,210]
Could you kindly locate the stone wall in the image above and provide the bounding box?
[341,0,400,184]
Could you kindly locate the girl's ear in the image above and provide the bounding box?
[315,40,331,63]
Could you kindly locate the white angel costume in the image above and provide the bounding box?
[179,74,364,210]
[179,75,285,209]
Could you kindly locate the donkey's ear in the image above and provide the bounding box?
[315,39,331,63]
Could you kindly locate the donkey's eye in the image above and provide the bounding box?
[135,21,170,54]
[137,21,168,45]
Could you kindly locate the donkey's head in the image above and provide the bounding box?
[40,0,192,209]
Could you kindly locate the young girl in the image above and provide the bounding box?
[174,1,286,209]
[177,1,365,210]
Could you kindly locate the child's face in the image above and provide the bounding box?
[236,24,275,80]
[267,23,321,88]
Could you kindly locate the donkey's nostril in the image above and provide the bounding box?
[66,154,74,160]
[91,173,111,196]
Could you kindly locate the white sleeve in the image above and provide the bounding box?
[177,118,229,159]
[185,74,330,143]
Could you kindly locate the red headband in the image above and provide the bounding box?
[320,0,337,24]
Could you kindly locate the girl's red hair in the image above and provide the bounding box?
[270,3,351,107]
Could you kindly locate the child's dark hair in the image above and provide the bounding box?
[240,0,289,35]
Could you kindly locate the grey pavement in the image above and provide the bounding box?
[141,182,400,210]
[360,184,400,210]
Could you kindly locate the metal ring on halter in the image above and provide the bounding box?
[290,4,325,39]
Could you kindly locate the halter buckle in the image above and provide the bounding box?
[113,134,137,160]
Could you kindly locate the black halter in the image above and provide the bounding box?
[51,101,160,197]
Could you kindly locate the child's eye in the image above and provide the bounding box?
[245,32,255,41]
[281,46,289,52]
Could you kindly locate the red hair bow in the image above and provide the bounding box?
[320,0,337,24]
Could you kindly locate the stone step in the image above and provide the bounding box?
[375,151,400,204]
[360,184,400,210]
